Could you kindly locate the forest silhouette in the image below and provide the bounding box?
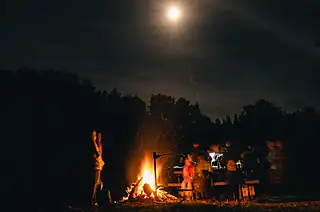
[2,68,319,208]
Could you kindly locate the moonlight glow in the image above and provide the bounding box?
[167,7,180,21]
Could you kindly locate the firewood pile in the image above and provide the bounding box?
[118,177,178,205]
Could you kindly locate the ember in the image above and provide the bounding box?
[120,156,177,202]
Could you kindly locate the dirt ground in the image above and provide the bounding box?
[93,198,320,212]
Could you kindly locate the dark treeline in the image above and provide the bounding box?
[2,68,320,207]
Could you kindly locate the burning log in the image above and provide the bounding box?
[143,183,153,197]
[129,177,143,200]
[119,156,179,204]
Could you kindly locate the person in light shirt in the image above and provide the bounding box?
[91,131,105,207]
[208,144,224,168]
[181,157,195,200]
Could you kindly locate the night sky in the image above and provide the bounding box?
[1,0,319,118]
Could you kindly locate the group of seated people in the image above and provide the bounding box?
[179,141,260,201]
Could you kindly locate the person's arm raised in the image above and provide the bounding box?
[92,137,100,156]
[97,133,103,156]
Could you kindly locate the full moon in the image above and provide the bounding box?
[167,7,180,21]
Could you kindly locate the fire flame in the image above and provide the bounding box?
[120,156,177,202]
[138,164,156,196]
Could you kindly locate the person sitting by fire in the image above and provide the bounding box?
[194,155,213,200]
[181,157,195,200]
[91,131,105,207]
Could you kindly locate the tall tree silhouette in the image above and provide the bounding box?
[238,99,284,144]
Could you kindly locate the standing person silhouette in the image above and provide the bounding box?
[181,157,195,200]
[91,131,105,207]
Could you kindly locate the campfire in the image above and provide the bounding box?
[120,156,177,202]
